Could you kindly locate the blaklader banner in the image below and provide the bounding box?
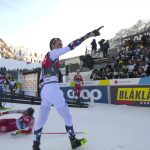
[110,85,150,107]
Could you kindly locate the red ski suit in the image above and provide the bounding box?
[0,111,34,133]
[74,74,84,100]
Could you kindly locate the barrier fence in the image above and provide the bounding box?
[0,77,150,107]
[59,77,150,107]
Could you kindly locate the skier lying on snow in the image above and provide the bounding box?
[0,107,35,135]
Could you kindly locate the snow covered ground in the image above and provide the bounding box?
[0,103,150,150]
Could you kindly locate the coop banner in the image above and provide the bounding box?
[110,85,150,107]
[60,86,108,103]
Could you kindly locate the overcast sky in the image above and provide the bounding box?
[0,0,150,59]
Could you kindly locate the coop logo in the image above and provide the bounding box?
[66,89,102,102]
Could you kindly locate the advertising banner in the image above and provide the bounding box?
[110,77,150,85]
[22,73,38,92]
[60,86,108,103]
[110,78,140,85]
[110,85,150,107]
[121,30,150,45]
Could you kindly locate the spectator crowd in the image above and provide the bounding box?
[90,37,150,80]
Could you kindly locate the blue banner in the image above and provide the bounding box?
[139,77,150,85]
[60,86,108,103]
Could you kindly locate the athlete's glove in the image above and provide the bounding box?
[86,26,104,38]
[67,26,104,50]
[11,130,21,136]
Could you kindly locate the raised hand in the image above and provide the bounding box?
[87,26,104,38]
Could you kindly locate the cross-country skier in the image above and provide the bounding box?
[0,107,35,135]
[73,69,84,102]
[33,26,104,150]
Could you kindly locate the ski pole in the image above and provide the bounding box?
[42,130,88,135]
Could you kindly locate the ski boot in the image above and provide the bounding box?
[32,141,40,150]
[33,128,43,150]
[70,137,87,149]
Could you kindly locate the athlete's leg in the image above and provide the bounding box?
[74,84,77,97]
[57,105,73,126]
[33,104,51,150]
[0,119,16,125]
[34,105,51,140]
[33,86,52,150]
[77,85,81,102]
[0,119,8,125]
[34,105,51,131]
[57,105,86,149]
[0,119,17,132]
[48,83,76,139]
[57,105,76,138]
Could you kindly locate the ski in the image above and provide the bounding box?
[68,104,88,108]
[11,132,31,136]
[11,131,88,136]
[42,130,88,135]
[11,132,21,136]
[67,101,89,108]
[0,107,11,110]
[68,101,89,106]
[11,130,31,136]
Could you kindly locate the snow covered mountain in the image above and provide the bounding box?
[109,19,150,48]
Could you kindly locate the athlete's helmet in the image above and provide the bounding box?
[26,107,34,116]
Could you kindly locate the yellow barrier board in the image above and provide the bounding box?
[98,80,110,86]
[117,88,150,101]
